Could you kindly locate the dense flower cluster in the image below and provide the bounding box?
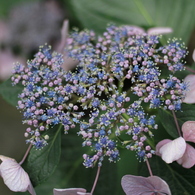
[12,25,187,167]
[12,45,83,148]
[65,25,187,167]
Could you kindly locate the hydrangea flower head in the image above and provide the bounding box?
[12,45,83,149]
[12,25,187,168]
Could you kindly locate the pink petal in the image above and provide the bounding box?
[62,57,79,71]
[121,175,171,195]
[156,139,172,156]
[183,75,195,104]
[54,20,78,71]
[0,49,25,80]
[57,20,69,52]
[159,137,186,163]
[123,25,145,34]
[177,144,195,168]
[77,193,91,195]
[147,176,171,194]
[53,188,86,195]
[193,49,195,62]
[182,121,195,142]
[147,27,173,35]
[0,155,36,195]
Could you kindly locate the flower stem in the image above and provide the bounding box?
[185,66,195,73]
[146,159,153,176]
[90,166,101,195]
[19,144,32,165]
[172,110,181,136]
[118,78,124,94]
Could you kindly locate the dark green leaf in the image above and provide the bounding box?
[116,149,139,194]
[54,127,119,195]
[23,125,62,187]
[158,109,179,138]
[139,156,195,195]
[158,104,195,138]
[68,0,195,43]
[18,126,120,195]
[0,78,23,106]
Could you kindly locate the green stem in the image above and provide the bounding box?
[118,78,124,93]
[122,113,130,121]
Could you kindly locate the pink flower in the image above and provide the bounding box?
[121,175,171,195]
[183,49,195,104]
[156,121,195,168]
[183,74,195,103]
[53,188,90,195]
[193,49,195,63]
[182,121,195,142]
[178,121,195,168]
[124,25,173,35]
[147,27,173,35]
[0,155,36,194]
[156,137,186,164]
[177,144,195,168]
[56,20,79,71]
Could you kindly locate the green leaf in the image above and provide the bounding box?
[158,104,195,138]
[19,126,120,195]
[139,156,195,195]
[23,125,62,187]
[0,78,23,106]
[116,149,139,194]
[68,0,195,43]
[54,127,119,195]
[158,109,179,138]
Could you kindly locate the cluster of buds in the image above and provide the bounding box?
[12,45,84,148]
[12,25,187,167]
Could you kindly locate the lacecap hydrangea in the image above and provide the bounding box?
[12,25,187,167]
